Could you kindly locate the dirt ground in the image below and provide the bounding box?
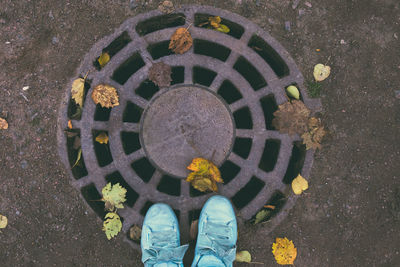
[0,0,399,266]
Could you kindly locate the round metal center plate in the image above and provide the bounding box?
[141,85,234,178]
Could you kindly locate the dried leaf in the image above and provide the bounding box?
[71,78,85,107]
[301,117,326,150]
[216,24,230,33]
[208,16,230,33]
[313,63,331,81]
[95,132,109,144]
[186,158,223,192]
[129,225,142,241]
[291,174,308,195]
[102,183,127,210]
[169,27,193,54]
[0,214,7,229]
[264,205,276,210]
[235,251,251,263]
[286,85,300,100]
[272,237,297,265]
[0,118,8,130]
[65,131,78,138]
[68,120,73,129]
[98,52,110,68]
[72,148,82,168]
[254,209,271,224]
[158,0,174,13]
[189,219,198,240]
[92,84,119,108]
[148,61,172,87]
[272,100,310,136]
[103,212,122,240]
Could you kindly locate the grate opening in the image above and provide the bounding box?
[193,66,217,86]
[258,139,281,172]
[135,80,160,100]
[147,41,174,60]
[94,105,112,121]
[194,13,245,39]
[190,186,208,197]
[233,107,253,129]
[217,80,243,104]
[220,160,241,184]
[233,56,267,91]
[248,35,289,78]
[260,94,278,130]
[81,183,106,218]
[283,142,307,184]
[112,52,145,85]
[94,31,132,70]
[233,137,252,159]
[66,129,88,179]
[131,157,155,183]
[252,190,286,222]
[157,175,181,196]
[140,201,154,216]
[121,132,141,155]
[193,39,231,62]
[92,130,113,167]
[123,101,143,123]
[171,66,185,85]
[105,171,139,207]
[189,209,202,225]
[136,13,186,36]
[67,78,91,120]
[231,176,265,209]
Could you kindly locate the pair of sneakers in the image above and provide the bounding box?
[141,196,237,267]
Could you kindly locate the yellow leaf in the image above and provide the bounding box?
[98,52,110,68]
[313,63,331,82]
[95,132,109,144]
[0,118,8,130]
[216,24,230,33]
[291,174,308,195]
[71,78,85,107]
[209,16,222,28]
[102,183,127,210]
[91,84,119,108]
[286,85,300,100]
[169,28,193,54]
[103,212,122,240]
[235,251,251,263]
[186,158,223,192]
[272,237,297,265]
[72,148,82,168]
[0,214,8,229]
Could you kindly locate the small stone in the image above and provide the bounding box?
[21,160,28,169]
[268,18,275,24]
[298,9,306,16]
[48,11,54,20]
[51,36,59,45]
[22,86,29,91]
[395,90,400,99]
[292,0,300,9]
[129,0,138,10]
[305,1,312,7]
[340,39,346,45]
[16,210,20,215]
[5,41,10,44]
[285,21,291,31]
[394,33,398,39]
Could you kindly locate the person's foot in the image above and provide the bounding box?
[191,196,237,267]
[141,203,188,267]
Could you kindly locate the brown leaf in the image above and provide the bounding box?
[129,225,142,241]
[91,84,119,108]
[0,118,8,130]
[301,117,326,150]
[158,0,174,13]
[169,27,193,54]
[186,158,223,192]
[148,61,172,87]
[190,220,198,240]
[272,100,310,136]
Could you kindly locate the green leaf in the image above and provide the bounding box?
[216,24,230,33]
[0,214,8,229]
[98,52,110,68]
[286,85,300,100]
[102,183,127,210]
[72,148,82,168]
[254,209,271,224]
[103,212,122,240]
[236,250,251,262]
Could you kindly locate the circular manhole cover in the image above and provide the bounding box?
[57,5,321,248]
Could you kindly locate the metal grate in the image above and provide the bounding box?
[57,5,321,248]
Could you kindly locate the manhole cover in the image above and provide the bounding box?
[57,5,321,248]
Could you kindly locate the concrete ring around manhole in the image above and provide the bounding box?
[57,5,322,249]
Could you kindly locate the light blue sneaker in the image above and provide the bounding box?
[191,196,237,267]
[141,203,189,267]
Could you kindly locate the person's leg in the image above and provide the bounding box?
[141,203,188,267]
[192,195,237,267]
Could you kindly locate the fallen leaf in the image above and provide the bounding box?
[158,0,174,13]
[129,225,142,241]
[0,214,7,229]
[95,132,109,144]
[272,100,310,136]
[0,118,8,130]
[313,63,331,81]
[208,16,230,33]
[187,158,222,183]
[264,205,276,210]
[189,219,198,240]
[92,84,119,108]
[254,209,271,224]
[216,24,230,33]
[68,120,73,129]
[102,183,127,210]
[148,61,172,87]
[98,52,110,68]
[235,251,251,263]
[72,148,82,168]
[286,85,300,100]
[103,212,122,240]
[291,174,308,195]
[71,78,85,107]
[272,237,297,265]
[186,158,223,192]
[301,117,326,150]
[169,27,193,54]
[187,173,218,192]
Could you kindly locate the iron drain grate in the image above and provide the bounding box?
[57,5,321,248]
